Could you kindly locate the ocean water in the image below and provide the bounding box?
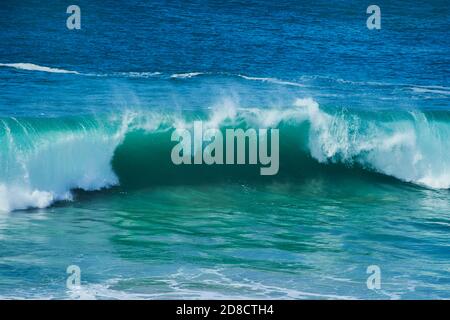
[0,0,449,299]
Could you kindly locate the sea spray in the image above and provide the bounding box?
[0,114,133,212]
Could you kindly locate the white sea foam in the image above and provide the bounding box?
[238,74,305,87]
[170,72,204,79]
[410,86,450,96]
[0,114,134,213]
[293,98,450,189]
[0,63,79,74]
[114,71,162,78]
[64,268,358,300]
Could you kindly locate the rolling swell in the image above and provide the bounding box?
[1,98,450,212]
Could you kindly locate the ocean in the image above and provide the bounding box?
[0,0,449,299]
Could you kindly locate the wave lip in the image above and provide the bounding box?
[0,63,79,74]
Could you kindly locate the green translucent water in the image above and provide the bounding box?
[1,174,449,299]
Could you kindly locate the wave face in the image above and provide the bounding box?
[111,98,450,190]
[1,98,450,212]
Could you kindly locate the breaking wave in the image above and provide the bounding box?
[1,98,449,212]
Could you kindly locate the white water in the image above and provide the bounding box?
[0,63,79,74]
[237,74,306,87]
[293,98,450,189]
[0,115,133,212]
[170,72,204,79]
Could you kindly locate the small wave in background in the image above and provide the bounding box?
[1,96,449,213]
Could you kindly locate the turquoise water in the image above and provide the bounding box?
[1,177,449,299]
[0,0,449,299]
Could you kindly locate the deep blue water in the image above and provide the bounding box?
[0,0,449,299]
